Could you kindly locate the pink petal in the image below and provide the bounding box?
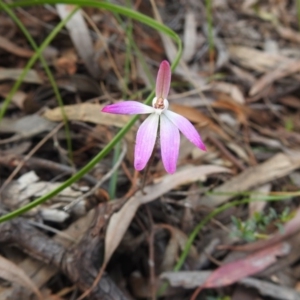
[134,113,159,171]
[155,60,171,99]
[102,101,154,115]
[163,110,206,151]
[160,114,180,174]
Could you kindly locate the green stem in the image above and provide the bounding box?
[297,0,300,30]
[108,141,121,199]
[205,0,214,63]
[108,0,132,199]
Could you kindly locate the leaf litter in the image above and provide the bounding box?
[1,1,300,299]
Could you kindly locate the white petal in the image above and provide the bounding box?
[134,114,159,171]
[163,110,206,150]
[160,114,180,174]
[102,101,155,115]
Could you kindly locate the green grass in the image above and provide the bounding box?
[297,0,300,30]
[205,0,214,69]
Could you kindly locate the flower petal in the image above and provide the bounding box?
[102,101,154,115]
[164,110,206,151]
[134,113,159,171]
[160,114,180,174]
[156,60,171,99]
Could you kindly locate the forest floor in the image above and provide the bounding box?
[1,1,300,300]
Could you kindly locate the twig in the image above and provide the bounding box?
[123,169,139,199]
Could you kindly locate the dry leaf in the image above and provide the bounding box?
[276,25,300,44]
[161,271,299,300]
[182,11,197,62]
[240,277,300,300]
[0,68,42,84]
[200,153,300,207]
[212,99,248,124]
[202,242,289,288]
[161,271,211,289]
[160,243,290,289]
[104,196,140,264]
[211,82,245,104]
[0,115,56,138]
[248,184,271,218]
[0,36,34,58]
[279,96,300,109]
[0,84,27,109]
[54,49,78,75]
[0,255,43,300]
[43,103,130,128]
[229,45,289,73]
[56,5,99,78]
[250,60,300,96]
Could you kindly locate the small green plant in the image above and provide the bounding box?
[231,207,293,242]
[285,118,294,132]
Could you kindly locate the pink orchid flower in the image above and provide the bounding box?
[101,60,206,174]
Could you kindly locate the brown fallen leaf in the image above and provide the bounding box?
[190,242,290,300]
[200,153,300,207]
[0,36,34,58]
[56,5,99,78]
[276,25,300,44]
[0,255,43,300]
[211,99,248,124]
[278,96,300,109]
[54,48,78,75]
[182,10,197,62]
[248,183,271,218]
[0,68,43,84]
[228,45,289,73]
[0,115,56,138]
[203,242,289,288]
[250,60,300,96]
[43,103,130,128]
[211,82,245,104]
[0,84,27,109]
[161,271,300,300]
